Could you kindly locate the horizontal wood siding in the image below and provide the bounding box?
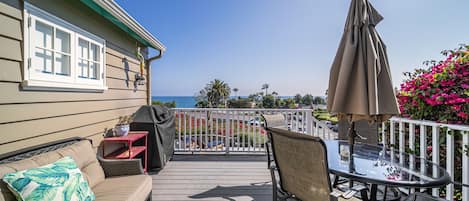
[0,36,21,61]
[0,59,21,82]
[0,1,151,154]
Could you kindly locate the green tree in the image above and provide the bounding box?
[228,98,253,108]
[262,94,275,108]
[261,83,269,95]
[275,98,285,108]
[196,79,231,108]
[313,96,326,105]
[195,100,209,108]
[294,94,302,104]
[302,94,314,105]
[152,100,176,108]
[284,98,297,109]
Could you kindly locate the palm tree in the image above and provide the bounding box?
[261,83,269,95]
[272,91,279,105]
[233,88,239,98]
[206,79,230,107]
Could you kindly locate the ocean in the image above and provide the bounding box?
[152,96,197,108]
[152,96,295,108]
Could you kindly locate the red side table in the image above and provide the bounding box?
[103,131,148,172]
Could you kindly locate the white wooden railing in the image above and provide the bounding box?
[171,108,336,153]
[384,117,469,201]
[170,108,469,200]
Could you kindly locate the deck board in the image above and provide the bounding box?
[151,155,272,201]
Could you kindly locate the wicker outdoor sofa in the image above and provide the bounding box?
[0,137,152,201]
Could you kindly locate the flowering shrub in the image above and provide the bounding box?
[397,45,469,124]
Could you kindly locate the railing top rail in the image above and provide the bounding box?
[171,108,313,112]
[390,117,469,131]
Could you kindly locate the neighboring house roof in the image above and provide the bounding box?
[80,0,166,51]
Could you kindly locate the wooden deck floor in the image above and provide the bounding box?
[150,154,272,201]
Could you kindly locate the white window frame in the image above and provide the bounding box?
[23,2,107,92]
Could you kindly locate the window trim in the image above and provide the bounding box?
[22,2,107,92]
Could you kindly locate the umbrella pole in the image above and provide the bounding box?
[348,121,356,173]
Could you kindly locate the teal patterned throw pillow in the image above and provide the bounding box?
[2,156,95,201]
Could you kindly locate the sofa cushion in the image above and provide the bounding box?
[0,140,105,201]
[55,141,105,188]
[2,156,95,201]
[92,175,152,201]
[0,159,39,200]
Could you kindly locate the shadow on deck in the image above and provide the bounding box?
[150,154,272,201]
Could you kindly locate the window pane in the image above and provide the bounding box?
[90,43,99,62]
[78,59,88,78]
[55,29,70,53]
[34,48,53,73]
[78,38,89,59]
[89,62,99,79]
[35,21,53,49]
[55,53,70,76]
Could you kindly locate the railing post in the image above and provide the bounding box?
[432,125,440,197]
[178,110,182,151]
[446,128,454,200]
[419,124,427,192]
[399,121,404,165]
[390,120,395,162]
[381,122,386,147]
[225,110,230,154]
[189,110,192,152]
[409,123,415,194]
[463,131,469,201]
[306,110,312,135]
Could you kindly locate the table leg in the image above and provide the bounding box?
[370,184,378,201]
[383,186,388,201]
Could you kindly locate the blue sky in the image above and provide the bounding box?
[116,0,469,96]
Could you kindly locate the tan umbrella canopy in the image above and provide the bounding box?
[327,0,399,123]
[326,0,400,172]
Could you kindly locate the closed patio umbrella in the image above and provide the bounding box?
[327,0,400,172]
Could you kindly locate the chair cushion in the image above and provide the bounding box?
[2,156,95,201]
[91,175,151,201]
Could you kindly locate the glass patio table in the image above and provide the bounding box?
[324,140,451,201]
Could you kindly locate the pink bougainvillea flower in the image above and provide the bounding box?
[397,46,468,125]
[427,146,433,152]
[453,105,462,111]
[457,112,468,119]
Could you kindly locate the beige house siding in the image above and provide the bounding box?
[0,0,152,154]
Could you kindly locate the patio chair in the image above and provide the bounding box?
[267,126,364,201]
[262,113,288,169]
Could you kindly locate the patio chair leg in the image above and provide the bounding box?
[270,168,277,201]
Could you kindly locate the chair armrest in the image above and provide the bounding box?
[97,156,144,177]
